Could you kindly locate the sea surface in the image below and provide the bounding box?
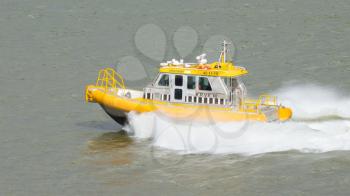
[1,0,350,195]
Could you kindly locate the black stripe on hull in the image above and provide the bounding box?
[100,105,128,125]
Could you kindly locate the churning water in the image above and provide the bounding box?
[127,85,350,155]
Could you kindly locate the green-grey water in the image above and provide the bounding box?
[1,0,350,195]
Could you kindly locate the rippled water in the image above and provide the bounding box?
[1,0,350,195]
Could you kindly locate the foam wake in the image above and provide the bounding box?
[125,85,350,155]
[274,84,350,120]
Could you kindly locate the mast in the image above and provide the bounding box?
[219,40,230,63]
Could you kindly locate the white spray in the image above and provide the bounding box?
[125,85,350,155]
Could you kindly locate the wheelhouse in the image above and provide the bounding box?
[144,73,246,108]
[143,41,248,109]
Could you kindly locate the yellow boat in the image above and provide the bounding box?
[85,41,292,125]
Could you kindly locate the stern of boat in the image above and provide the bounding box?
[242,94,292,122]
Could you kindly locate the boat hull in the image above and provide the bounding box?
[86,85,292,124]
[100,104,128,125]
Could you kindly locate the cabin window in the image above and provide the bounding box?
[198,97,203,103]
[188,96,192,102]
[209,98,213,104]
[146,93,151,99]
[187,76,196,89]
[175,75,183,86]
[215,98,219,104]
[198,77,212,91]
[194,97,197,103]
[163,94,167,101]
[224,78,230,87]
[224,77,235,88]
[220,99,224,105]
[204,97,208,104]
[231,78,238,88]
[174,89,182,100]
[158,74,169,86]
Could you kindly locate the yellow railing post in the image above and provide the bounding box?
[241,94,278,113]
[95,68,126,93]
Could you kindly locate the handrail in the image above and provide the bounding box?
[241,94,277,113]
[258,94,277,106]
[95,68,125,92]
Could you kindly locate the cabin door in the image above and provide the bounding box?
[171,75,184,102]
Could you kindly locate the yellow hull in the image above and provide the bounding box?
[86,85,292,122]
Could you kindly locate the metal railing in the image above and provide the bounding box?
[241,94,277,113]
[95,68,125,92]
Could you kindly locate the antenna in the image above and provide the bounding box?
[219,40,231,63]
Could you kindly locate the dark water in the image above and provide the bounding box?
[1,0,350,195]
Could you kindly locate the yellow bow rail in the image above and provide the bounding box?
[241,94,277,113]
[85,68,126,102]
[96,68,125,90]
